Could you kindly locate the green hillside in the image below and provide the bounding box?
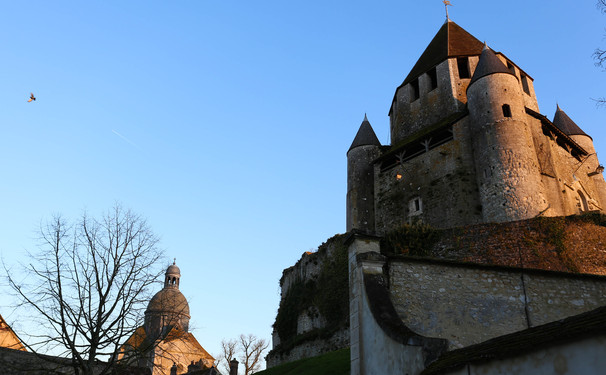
[257,348,350,375]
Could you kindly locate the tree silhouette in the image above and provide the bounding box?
[5,205,163,375]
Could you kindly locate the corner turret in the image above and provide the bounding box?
[467,45,547,222]
[553,105,606,210]
[347,115,381,233]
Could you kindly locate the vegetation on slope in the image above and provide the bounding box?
[256,348,350,375]
[272,234,349,354]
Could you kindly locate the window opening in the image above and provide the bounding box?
[502,104,512,118]
[457,57,470,79]
[410,78,420,102]
[427,67,438,90]
[521,73,530,95]
[506,61,515,73]
[409,197,423,216]
[578,190,589,212]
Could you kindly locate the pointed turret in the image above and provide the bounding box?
[469,44,516,86]
[348,114,381,152]
[347,115,381,233]
[467,43,546,223]
[553,105,589,138]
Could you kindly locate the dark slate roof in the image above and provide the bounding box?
[401,20,484,87]
[348,114,381,152]
[553,105,589,137]
[469,44,516,86]
[421,305,606,375]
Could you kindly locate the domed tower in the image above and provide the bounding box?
[144,261,191,340]
[347,115,381,233]
[467,45,546,222]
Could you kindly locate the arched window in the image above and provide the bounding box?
[578,190,589,212]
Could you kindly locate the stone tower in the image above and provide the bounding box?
[467,45,547,222]
[346,114,381,233]
[347,19,606,233]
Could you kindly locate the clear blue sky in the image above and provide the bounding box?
[1,0,605,369]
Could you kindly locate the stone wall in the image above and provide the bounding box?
[375,116,483,232]
[389,258,606,350]
[0,346,148,375]
[440,335,606,375]
[267,235,349,367]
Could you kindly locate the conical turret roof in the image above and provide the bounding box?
[553,105,588,137]
[469,44,516,86]
[401,20,484,86]
[348,114,381,152]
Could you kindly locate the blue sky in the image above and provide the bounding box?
[1,0,605,368]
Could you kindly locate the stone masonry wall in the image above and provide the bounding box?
[267,235,349,367]
[375,116,483,233]
[389,259,606,350]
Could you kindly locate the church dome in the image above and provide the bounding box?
[146,287,190,317]
[144,261,191,337]
[166,263,180,275]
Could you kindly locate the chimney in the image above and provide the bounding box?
[187,360,201,373]
[170,363,178,375]
[229,358,239,375]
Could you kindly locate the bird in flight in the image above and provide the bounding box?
[27,93,36,102]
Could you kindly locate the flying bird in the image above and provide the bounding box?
[27,93,36,102]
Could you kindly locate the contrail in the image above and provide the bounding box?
[112,129,141,150]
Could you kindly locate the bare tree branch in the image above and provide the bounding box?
[595,1,606,105]
[217,338,238,374]
[4,204,163,375]
[238,334,268,375]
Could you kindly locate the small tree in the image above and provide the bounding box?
[217,334,268,375]
[5,205,163,375]
[217,338,238,374]
[239,334,268,375]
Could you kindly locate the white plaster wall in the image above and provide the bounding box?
[465,335,606,375]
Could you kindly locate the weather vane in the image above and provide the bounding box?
[443,0,452,20]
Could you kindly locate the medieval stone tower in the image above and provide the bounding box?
[347,19,606,234]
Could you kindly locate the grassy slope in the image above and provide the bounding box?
[256,348,350,375]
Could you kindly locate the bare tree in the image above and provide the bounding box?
[217,334,268,375]
[216,338,238,374]
[4,205,163,375]
[238,334,268,375]
[595,0,606,104]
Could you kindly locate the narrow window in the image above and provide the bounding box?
[409,197,423,213]
[427,67,438,90]
[410,78,420,102]
[578,191,589,212]
[502,104,512,118]
[506,61,515,73]
[457,57,470,79]
[521,73,530,95]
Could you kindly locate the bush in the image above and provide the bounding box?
[381,222,439,256]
